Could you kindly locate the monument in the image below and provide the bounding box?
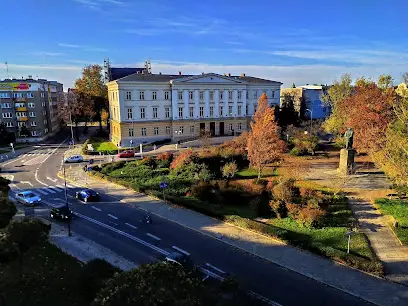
[338,128,355,175]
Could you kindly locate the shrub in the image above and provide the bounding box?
[101,161,126,175]
[156,152,173,168]
[286,203,301,219]
[191,181,216,202]
[139,157,156,169]
[82,139,90,155]
[222,162,238,179]
[249,197,261,216]
[272,179,299,204]
[269,199,287,219]
[296,206,326,227]
[289,147,303,156]
[292,132,319,155]
[170,149,196,170]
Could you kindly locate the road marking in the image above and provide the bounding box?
[43,187,56,193]
[56,184,65,189]
[205,263,225,274]
[66,184,75,188]
[146,233,161,241]
[91,206,102,212]
[48,186,62,192]
[21,181,33,187]
[47,177,58,183]
[35,188,49,195]
[108,213,118,220]
[73,211,169,256]
[125,222,138,230]
[172,246,190,256]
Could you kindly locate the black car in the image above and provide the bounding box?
[164,252,194,269]
[50,205,72,220]
[75,189,99,203]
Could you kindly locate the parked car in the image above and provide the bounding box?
[15,191,41,206]
[118,150,135,158]
[75,189,99,203]
[65,155,83,163]
[50,205,72,220]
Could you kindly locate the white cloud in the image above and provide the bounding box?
[58,43,81,48]
[26,51,66,57]
[73,0,123,9]
[58,43,108,52]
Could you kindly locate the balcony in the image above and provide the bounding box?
[17,116,28,122]
[16,107,27,112]
[15,97,27,102]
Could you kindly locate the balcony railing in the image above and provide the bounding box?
[16,107,27,112]
[17,116,28,121]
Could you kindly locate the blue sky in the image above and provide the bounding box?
[0,0,407,88]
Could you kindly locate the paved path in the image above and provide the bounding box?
[304,155,408,287]
[60,153,408,306]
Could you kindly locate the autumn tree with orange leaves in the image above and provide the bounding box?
[248,93,286,181]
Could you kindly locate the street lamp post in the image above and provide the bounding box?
[305,108,313,134]
[62,152,71,236]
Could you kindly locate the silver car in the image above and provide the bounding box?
[65,155,84,163]
[15,191,42,206]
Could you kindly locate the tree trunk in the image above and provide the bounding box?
[99,118,102,134]
[257,166,261,182]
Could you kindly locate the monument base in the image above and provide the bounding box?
[338,149,355,175]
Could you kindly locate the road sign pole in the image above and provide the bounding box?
[347,235,351,254]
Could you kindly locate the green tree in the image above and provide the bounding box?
[74,65,108,135]
[0,122,15,146]
[92,262,215,306]
[402,72,408,85]
[378,74,394,91]
[291,82,296,88]
[19,125,30,137]
[222,162,238,179]
[279,93,299,128]
[0,197,17,229]
[322,74,353,134]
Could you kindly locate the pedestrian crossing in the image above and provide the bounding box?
[14,183,82,197]
[19,149,58,166]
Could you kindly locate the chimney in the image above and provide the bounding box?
[202,72,204,75]
[240,73,246,77]
[228,73,231,77]
[159,72,162,75]
[178,71,182,75]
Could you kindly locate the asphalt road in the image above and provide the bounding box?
[1,130,372,306]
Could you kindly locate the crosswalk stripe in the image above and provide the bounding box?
[49,186,63,192]
[35,188,49,195]
[44,187,56,194]
[66,184,75,188]
[56,184,65,189]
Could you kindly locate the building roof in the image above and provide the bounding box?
[114,73,282,84]
[109,67,145,81]
[298,85,324,90]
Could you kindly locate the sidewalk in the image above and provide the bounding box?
[62,159,408,306]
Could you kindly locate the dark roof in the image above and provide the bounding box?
[109,68,145,81]
[115,73,281,84]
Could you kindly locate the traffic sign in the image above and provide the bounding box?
[87,166,92,171]
[160,182,168,189]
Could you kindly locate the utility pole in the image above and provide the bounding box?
[62,153,72,236]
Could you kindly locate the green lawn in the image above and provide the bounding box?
[0,149,9,154]
[89,137,118,153]
[236,167,276,178]
[0,241,88,306]
[375,198,408,245]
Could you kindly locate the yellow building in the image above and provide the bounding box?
[107,72,282,147]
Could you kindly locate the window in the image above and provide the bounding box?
[165,126,171,134]
[44,128,48,134]
[27,92,34,98]
[190,126,194,133]
[238,105,242,116]
[178,91,183,100]
[154,127,159,135]
[128,128,134,137]
[246,105,248,114]
[0,93,10,98]
[13,93,23,98]
[228,91,232,100]
[15,102,25,108]
[178,107,183,118]
[140,107,145,119]
[28,102,35,108]
[254,104,257,113]
[219,91,223,100]
[16,112,27,117]
[189,91,194,100]
[41,92,45,98]
[219,106,223,116]
[152,91,157,100]
[43,110,46,115]
[238,123,242,130]
[153,107,158,118]
[253,91,257,98]
[209,106,214,117]
[164,91,169,100]
[127,108,133,119]
[126,91,132,100]
[189,107,194,118]
[228,106,233,115]
[31,121,37,127]
[6,122,13,127]
[238,91,241,100]
[209,91,214,100]
[199,107,204,117]
[141,127,147,136]
[32,131,40,136]
[44,119,47,125]
[272,91,275,98]
[165,107,170,118]
[228,124,233,131]
[17,122,26,127]
[42,102,46,107]
[246,91,248,99]
[139,91,145,100]
[1,103,11,108]
[180,126,184,134]
[199,91,203,100]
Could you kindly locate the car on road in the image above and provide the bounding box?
[118,150,135,158]
[75,189,99,203]
[15,191,41,206]
[50,205,72,220]
[164,252,194,269]
[65,155,83,163]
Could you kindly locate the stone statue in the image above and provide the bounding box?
[344,128,354,150]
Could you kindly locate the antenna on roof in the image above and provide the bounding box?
[4,61,10,79]
[145,59,152,74]
[103,58,111,83]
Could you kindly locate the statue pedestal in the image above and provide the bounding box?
[338,149,355,175]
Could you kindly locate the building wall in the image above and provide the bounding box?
[302,89,330,119]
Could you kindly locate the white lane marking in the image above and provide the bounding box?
[55,184,65,189]
[125,223,138,230]
[146,233,161,241]
[91,206,102,212]
[108,213,118,220]
[43,187,56,194]
[21,181,33,187]
[73,211,169,256]
[35,188,49,195]
[172,246,190,256]
[48,186,62,192]
[9,183,17,189]
[66,184,75,188]
[47,177,58,183]
[205,263,226,274]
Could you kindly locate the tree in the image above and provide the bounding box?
[248,93,286,181]
[19,125,30,137]
[222,162,238,179]
[279,92,299,128]
[0,122,15,146]
[322,74,353,134]
[74,65,108,135]
[198,131,212,149]
[378,74,394,91]
[0,197,17,229]
[291,82,296,88]
[402,72,408,85]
